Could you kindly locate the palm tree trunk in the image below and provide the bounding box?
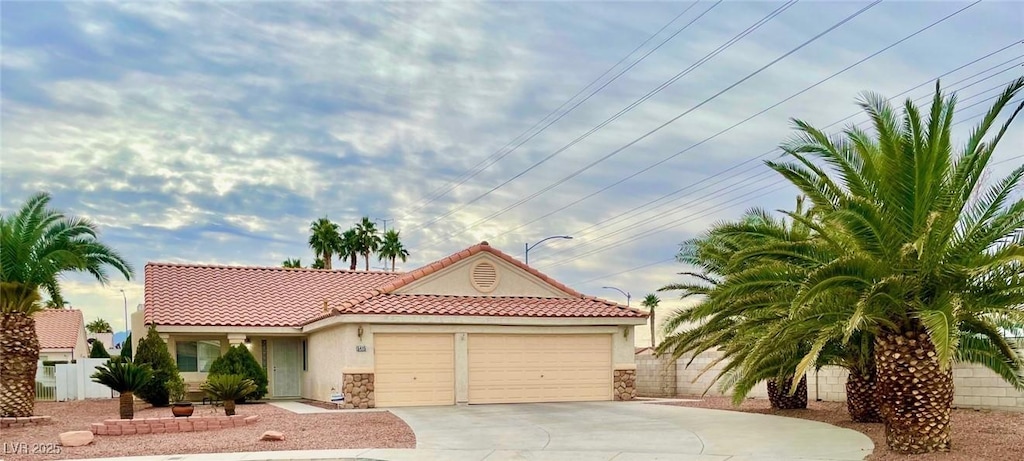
[875,327,953,453]
[391,256,396,272]
[363,253,369,271]
[767,375,807,409]
[1,312,39,417]
[119,391,135,419]
[350,254,357,271]
[324,251,332,270]
[649,309,656,348]
[845,368,881,423]
[224,400,236,416]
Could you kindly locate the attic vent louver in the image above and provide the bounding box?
[470,261,499,293]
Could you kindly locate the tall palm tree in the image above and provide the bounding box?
[767,79,1024,453]
[1,192,133,417]
[378,229,409,272]
[308,217,341,270]
[340,228,359,271]
[640,294,660,349]
[354,217,382,271]
[281,258,302,268]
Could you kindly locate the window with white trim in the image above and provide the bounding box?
[176,340,221,372]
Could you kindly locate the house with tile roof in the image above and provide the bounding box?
[34,309,90,362]
[136,242,647,408]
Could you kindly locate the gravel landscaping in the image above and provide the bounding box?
[4,400,415,460]
[663,396,1024,460]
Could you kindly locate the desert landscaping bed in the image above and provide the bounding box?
[3,399,415,460]
[663,396,1024,460]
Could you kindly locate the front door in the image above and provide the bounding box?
[272,339,301,397]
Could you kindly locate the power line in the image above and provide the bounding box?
[561,96,1024,283]
[496,47,1023,247]
[409,0,798,231]
[397,2,705,218]
[535,78,1023,267]
[432,1,981,244]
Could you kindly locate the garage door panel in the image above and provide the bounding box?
[468,334,612,404]
[375,334,455,407]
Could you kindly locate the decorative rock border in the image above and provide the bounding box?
[90,415,259,436]
[342,372,375,409]
[614,369,637,401]
[1,416,52,429]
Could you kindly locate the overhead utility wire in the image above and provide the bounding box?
[502,53,1022,246]
[521,54,1024,252]
[549,93,1024,274]
[411,0,795,231]
[537,78,1024,266]
[439,0,981,243]
[398,3,703,217]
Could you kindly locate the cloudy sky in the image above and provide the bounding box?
[3,1,1022,342]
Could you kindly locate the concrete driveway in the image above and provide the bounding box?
[386,400,874,461]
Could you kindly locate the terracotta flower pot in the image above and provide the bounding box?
[171,402,194,417]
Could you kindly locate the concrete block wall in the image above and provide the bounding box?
[953,363,1024,412]
[635,351,676,397]
[637,349,1024,413]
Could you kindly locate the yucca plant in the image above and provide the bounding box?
[91,358,153,419]
[201,374,256,416]
[767,78,1024,453]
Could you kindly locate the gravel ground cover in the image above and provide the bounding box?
[661,396,1024,460]
[4,399,415,460]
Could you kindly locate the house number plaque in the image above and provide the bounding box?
[356,345,367,352]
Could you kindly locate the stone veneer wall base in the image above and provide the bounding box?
[342,372,375,409]
[614,369,637,401]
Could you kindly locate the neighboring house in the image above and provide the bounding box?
[87,332,115,352]
[138,241,646,408]
[34,309,90,362]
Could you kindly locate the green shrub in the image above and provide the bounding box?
[133,326,180,407]
[208,345,267,401]
[122,333,132,360]
[201,374,256,416]
[166,374,189,403]
[89,340,111,358]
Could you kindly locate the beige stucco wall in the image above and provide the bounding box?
[74,323,90,359]
[39,350,74,363]
[304,327,346,401]
[395,253,571,298]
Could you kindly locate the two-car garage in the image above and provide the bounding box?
[373,333,614,407]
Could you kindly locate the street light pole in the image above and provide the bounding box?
[602,286,631,307]
[119,289,128,348]
[374,218,392,233]
[524,235,573,266]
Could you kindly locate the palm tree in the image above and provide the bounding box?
[378,230,410,272]
[308,217,341,270]
[658,206,816,410]
[354,217,382,271]
[310,257,326,270]
[281,258,303,269]
[766,79,1024,453]
[340,228,359,270]
[1,192,133,417]
[86,318,114,334]
[91,359,152,419]
[44,299,69,309]
[640,294,660,349]
[201,374,257,416]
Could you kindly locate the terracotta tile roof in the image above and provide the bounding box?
[34,309,84,350]
[375,241,583,297]
[144,264,401,327]
[336,294,647,318]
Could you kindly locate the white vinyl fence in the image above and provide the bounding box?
[37,359,117,401]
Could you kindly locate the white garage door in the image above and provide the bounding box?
[468,334,612,404]
[374,333,455,407]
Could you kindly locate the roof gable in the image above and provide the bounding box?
[377,242,580,298]
[34,309,85,350]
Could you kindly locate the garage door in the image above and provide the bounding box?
[374,333,455,407]
[468,334,612,404]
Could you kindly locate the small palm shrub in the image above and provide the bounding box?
[89,340,110,358]
[91,358,152,419]
[201,374,256,416]
[208,345,267,401]
[133,326,180,406]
